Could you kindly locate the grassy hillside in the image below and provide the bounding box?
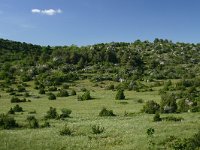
[0,38,200,149]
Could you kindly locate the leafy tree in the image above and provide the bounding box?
[115,90,125,100]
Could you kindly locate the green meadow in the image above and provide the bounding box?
[0,80,199,150]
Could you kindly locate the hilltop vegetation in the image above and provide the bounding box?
[0,38,200,149]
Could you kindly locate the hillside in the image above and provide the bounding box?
[0,38,200,150]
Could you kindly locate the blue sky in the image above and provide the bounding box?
[0,0,200,46]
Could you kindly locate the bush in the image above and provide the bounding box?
[7,108,15,114]
[153,112,162,122]
[17,85,26,92]
[0,114,18,129]
[57,90,69,97]
[60,125,72,136]
[48,86,57,91]
[99,107,116,117]
[48,93,56,100]
[62,84,69,89]
[92,125,104,134]
[177,99,189,112]
[137,99,144,103]
[78,91,91,101]
[39,88,45,94]
[115,90,125,100]
[60,108,72,118]
[26,116,39,128]
[10,97,27,103]
[71,89,76,96]
[13,104,23,112]
[10,97,20,103]
[162,116,183,122]
[81,88,87,92]
[142,100,160,114]
[45,107,58,119]
[105,84,115,90]
[41,121,50,128]
[160,94,177,113]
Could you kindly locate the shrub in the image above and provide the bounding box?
[147,128,155,137]
[160,94,177,113]
[162,116,183,122]
[177,99,189,112]
[105,84,115,90]
[153,112,162,122]
[0,114,18,129]
[81,88,87,92]
[45,107,58,119]
[137,99,144,103]
[62,84,69,89]
[57,90,69,97]
[48,86,57,91]
[60,108,72,118]
[60,125,72,136]
[24,92,30,97]
[41,121,50,128]
[92,125,104,134]
[13,104,23,112]
[7,108,15,114]
[99,107,116,117]
[115,90,125,100]
[39,88,45,94]
[10,97,27,103]
[17,85,26,92]
[26,116,39,128]
[142,100,160,114]
[78,91,91,101]
[48,93,56,100]
[10,97,21,103]
[71,89,76,96]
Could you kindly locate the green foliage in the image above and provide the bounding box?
[78,91,91,101]
[7,108,15,114]
[105,84,115,90]
[115,90,125,100]
[10,97,27,103]
[60,108,72,118]
[0,114,18,129]
[142,100,160,114]
[162,130,200,150]
[99,107,116,117]
[57,90,69,97]
[41,121,51,128]
[153,112,162,122]
[13,104,23,112]
[62,84,69,89]
[147,128,155,137]
[177,99,189,112]
[45,107,58,119]
[60,125,72,136]
[26,116,39,128]
[17,85,26,92]
[162,116,183,122]
[71,89,76,95]
[48,93,56,100]
[48,86,57,91]
[92,125,105,134]
[39,88,45,94]
[160,94,177,113]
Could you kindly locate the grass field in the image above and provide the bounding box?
[0,80,200,150]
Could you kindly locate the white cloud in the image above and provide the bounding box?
[31,9,62,16]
